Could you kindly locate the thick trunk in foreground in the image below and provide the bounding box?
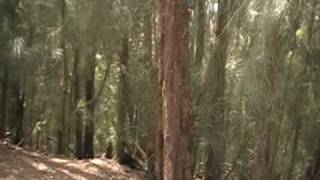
[160,0,193,179]
[83,51,96,159]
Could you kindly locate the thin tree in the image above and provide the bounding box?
[194,0,206,66]
[0,58,8,138]
[116,32,129,164]
[203,0,233,179]
[57,0,68,155]
[83,50,96,159]
[72,46,83,159]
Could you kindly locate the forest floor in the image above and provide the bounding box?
[0,141,144,180]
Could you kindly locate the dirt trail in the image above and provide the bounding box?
[0,142,143,180]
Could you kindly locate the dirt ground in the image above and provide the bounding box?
[0,142,144,180]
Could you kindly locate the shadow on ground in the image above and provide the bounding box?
[0,143,143,180]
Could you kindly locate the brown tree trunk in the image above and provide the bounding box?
[83,50,96,159]
[159,0,193,179]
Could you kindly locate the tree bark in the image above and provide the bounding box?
[159,0,193,179]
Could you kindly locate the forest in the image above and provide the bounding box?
[0,0,319,180]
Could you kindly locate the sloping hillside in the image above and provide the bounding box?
[0,142,143,180]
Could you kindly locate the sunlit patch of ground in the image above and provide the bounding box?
[0,142,144,180]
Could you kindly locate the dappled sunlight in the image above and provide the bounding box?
[59,169,88,180]
[29,160,50,171]
[0,143,143,180]
[49,157,69,164]
[90,159,123,172]
[1,0,319,179]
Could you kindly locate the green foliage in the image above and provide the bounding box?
[0,0,319,179]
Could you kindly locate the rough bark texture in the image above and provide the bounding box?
[83,51,96,159]
[159,0,193,179]
[116,34,129,164]
[203,0,232,179]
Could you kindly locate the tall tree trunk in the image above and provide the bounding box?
[57,0,68,155]
[160,0,193,179]
[116,33,129,164]
[72,46,83,159]
[83,50,96,159]
[203,0,233,179]
[0,59,8,138]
